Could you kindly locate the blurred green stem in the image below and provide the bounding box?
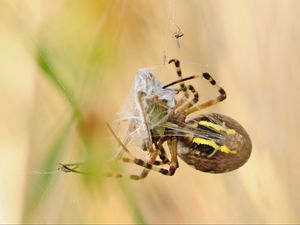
[36,44,83,119]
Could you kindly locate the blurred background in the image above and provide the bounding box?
[1,0,300,224]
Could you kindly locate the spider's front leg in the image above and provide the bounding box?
[168,59,189,98]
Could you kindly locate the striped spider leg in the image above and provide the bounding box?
[103,123,178,180]
[168,59,189,98]
[168,59,190,115]
[185,72,226,114]
[59,132,172,180]
[163,66,226,115]
[168,59,199,111]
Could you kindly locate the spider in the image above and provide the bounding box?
[60,59,252,180]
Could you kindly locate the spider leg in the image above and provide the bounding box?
[186,84,199,107]
[120,155,175,180]
[175,84,199,112]
[58,156,169,175]
[185,72,226,115]
[124,151,158,180]
[67,153,171,180]
[173,88,189,111]
[102,158,173,180]
[106,124,174,180]
[164,72,226,115]
[155,142,170,164]
[60,154,157,178]
[126,139,171,180]
[163,75,200,89]
[167,59,191,112]
[169,59,189,98]
[106,127,176,179]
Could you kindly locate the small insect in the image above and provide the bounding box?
[60,59,252,179]
[173,25,184,48]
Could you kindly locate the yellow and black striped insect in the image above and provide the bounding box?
[60,59,252,179]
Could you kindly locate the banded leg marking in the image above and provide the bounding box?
[176,84,200,112]
[122,157,175,176]
[186,72,226,114]
[174,84,199,112]
[169,59,189,98]
[188,85,199,104]
[100,154,173,181]
[107,124,174,180]
[60,114,176,180]
[163,72,226,114]
[154,141,170,164]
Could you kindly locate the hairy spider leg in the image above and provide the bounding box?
[169,59,189,98]
[185,72,226,115]
[59,123,171,179]
[168,59,200,111]
[163,66,226,115]
[108,123,177,179]
[102,155,174,180]
[174,84,200,112]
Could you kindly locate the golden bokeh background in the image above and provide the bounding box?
[1,0,300,224]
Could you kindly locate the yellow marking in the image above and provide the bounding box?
[220,145,237,154]
[226,129,236,135]
[193,137,219,149]
[192,137,236,157]
[198,121,236,135]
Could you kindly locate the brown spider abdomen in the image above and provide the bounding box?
[177,113,252,173]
